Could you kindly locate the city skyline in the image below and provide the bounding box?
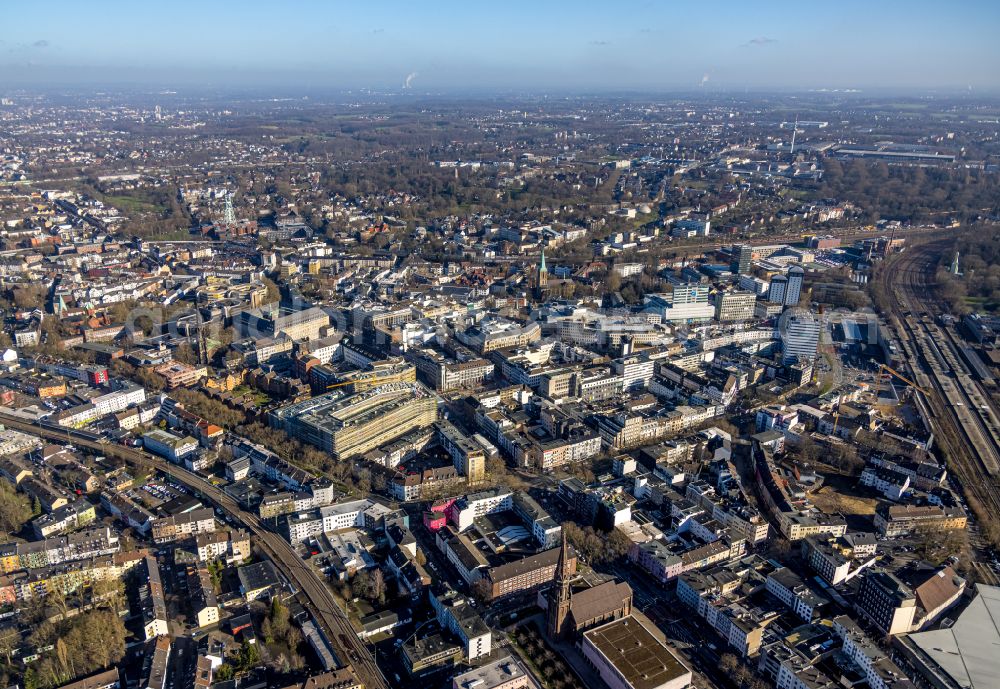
[0,6,998,689]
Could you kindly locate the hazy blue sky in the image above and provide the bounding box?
[3,0,998,92]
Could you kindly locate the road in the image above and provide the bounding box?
[0,412,389,689]
[882,241,1000,585]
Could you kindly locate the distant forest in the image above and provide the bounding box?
[936,227,1000,314]
[819,159,1000,224]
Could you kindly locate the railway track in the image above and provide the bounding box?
[0,413,389,689]
[884,242,1000,578]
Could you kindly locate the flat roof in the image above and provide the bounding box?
[453,655,526,689]
[907,584,1000,689]
[584,616,690,689]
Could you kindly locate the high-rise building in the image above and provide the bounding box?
[768,275,788,305]
[670,283,709,305]
[782,313,821,365]
[731,244,753,275]
[785,266,804,306]
[714,291,757,322]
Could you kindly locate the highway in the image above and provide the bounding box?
[0,412,389,689]
[883,241,1000,585]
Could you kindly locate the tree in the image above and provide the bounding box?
[735,664,754,688]
[12,285,46,310]
[48,588,71,622]
[604,271,622,295]
[92,578,125,614]
[0,481,33,536]
[828,443,864,475]
[797,436,820,464]
[263,597,291,645]
[236,640,261,673]
[23,608,127,689]
[485,456,508,479]
[562,521,629,565]
[355,468,372,497]
[55,638,74,681]
[174,342,199,365]
[769,538,792,560]
[913,525,969,564]
[471,578,493,604]
[262,278,280,305]
[352,569,386,606]
[719,653,740,676]
[0,626,19,665]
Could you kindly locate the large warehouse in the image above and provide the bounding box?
[897,583,999,689]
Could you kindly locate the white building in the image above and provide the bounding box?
[581,617,692,689]
[781,314,821,365]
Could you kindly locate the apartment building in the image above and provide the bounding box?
[151,508,217,544]
[482,546,576,600]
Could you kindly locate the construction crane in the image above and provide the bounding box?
[876,363,929,395]
[325,372,408,391]
[831,364,927,436]
[326,379,359,390]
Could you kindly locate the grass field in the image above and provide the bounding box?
[810,484,877,516]
[104,194,163,215]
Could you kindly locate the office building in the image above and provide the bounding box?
[714,291,757,322]
[768,275,788,305]
[436,419,487,483]
[781,314,821,365]
[785,266,804,306]
[270,382,438,460]
[236,305,329,341]
[731,244,753,275]
[855,571,917,636]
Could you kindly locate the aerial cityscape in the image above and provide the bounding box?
[1,3,1000,689]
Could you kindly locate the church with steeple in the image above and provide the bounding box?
[533,249,549,299]
[545,532,633,641]
[547,531,573,639]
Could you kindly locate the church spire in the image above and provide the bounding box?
[536,249,549,292]
[547,529,572,638]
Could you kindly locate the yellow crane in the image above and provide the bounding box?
[325,371,410,391]
[833,363,928,436]
[326,379,360,390]
[876,363,929,395]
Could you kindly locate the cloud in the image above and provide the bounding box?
[32,39,49,48]
[742,36,777,47]
[588,40,612,46]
